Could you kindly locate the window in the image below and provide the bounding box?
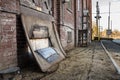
[67,0,72,10]
[42,0,52,14]
[67,31,72,43]
[32,0,35,3]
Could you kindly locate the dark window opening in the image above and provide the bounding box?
[67,31,72,43]
[44,1,48,9]
[32,0,35,3]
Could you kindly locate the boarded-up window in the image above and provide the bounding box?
[67,31,72,43]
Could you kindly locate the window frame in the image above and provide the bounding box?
[67,0,73,13]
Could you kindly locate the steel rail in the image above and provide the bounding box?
[101,41,120,74]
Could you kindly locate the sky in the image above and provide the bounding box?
[92,0,120,31]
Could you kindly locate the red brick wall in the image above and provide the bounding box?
[87,0,92,43]
[75,0,83,46]
[54,0,75,51]
[0,12,17,70]
[0,0,19,70]
[52,0,61,36]
[0,0,92,69]
[88,0,92,43]
[0,0,19,13]
[53,0,86,51]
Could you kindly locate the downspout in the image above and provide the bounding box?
[91,0,92,42]
[56,0,67,57]
[74,0,77,47]
[51,0,54,17]
[61,0,64,25]
[81,0,83,45]
[81,0,83,30]
[56,0,61,37]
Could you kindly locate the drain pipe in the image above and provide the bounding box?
[101,41,120,74]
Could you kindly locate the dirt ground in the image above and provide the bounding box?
[12,41,120,80]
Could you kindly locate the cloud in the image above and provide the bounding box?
[112,0,120,2]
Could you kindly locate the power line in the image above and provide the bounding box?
[92,11,120,14]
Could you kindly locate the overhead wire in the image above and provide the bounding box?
[92,11,120,14]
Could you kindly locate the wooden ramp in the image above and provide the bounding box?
[20,6,66,72]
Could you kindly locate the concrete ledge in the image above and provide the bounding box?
[0,67,20,74]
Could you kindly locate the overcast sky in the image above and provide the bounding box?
[92,0,120,31]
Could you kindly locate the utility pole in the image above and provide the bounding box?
[108,2,111,30]
[107,2,111,38]
[111,20,112,31]
[111,20,112,37]
[95,1,101,41]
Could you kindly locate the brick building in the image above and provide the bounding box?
[78,0,92,46]
[53,0,92,50]
[0,0,19,70]
[0,0,92,71]
[53,0,76,51]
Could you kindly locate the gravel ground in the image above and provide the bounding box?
[102,40,120,53]
[11,41,120,80]
[102,40,120,70]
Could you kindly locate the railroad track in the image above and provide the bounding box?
[101,40,120,74]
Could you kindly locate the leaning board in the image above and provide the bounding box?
[20,6,66,72]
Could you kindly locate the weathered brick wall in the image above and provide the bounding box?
[60,0,75,51]
[0,0,92,69]
[76,0,82,46]
[0,0,36,68]
[87,0,92,43]
[52,0,61,36]
[0,12,17,70]
[52,0,76,51]
[0,0,19,70]
[0,0,19,13]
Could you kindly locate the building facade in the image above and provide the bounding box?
[0,0,19,70]
[0,0,92,70]
[78,0,92,46]
[53,0,76,51]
